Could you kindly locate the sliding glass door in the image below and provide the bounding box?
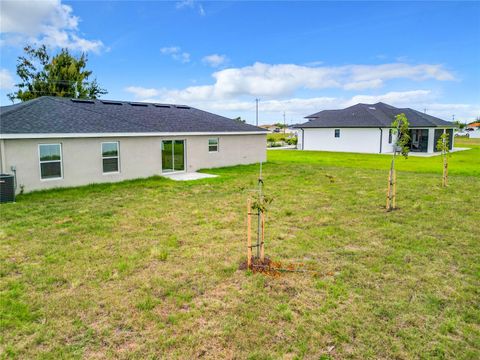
[162,140,185,173]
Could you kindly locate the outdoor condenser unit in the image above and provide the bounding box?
[0,174,15,203]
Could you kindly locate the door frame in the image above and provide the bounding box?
[161,139,187,174]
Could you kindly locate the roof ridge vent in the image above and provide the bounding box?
[175,105,190,109]
[101,100,123,105]
[129,102,148,107]
[71,99,95,104]
[153,104,171,108]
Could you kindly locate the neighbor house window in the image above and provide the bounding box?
[208,138,219,152]
[388,129,393,144]
[102,142,120,173]
[39,144,63,180]
[334,129,340,138]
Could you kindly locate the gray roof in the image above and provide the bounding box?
[0,96,266,135]
[297,102,455,128]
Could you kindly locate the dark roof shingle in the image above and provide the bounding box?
[0,96,266,135]
[297,102,455,128]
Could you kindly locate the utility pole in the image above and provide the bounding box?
[452,114,455,122]
[255,98,259,126]
[283,111,286,134]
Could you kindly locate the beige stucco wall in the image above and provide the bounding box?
[3,134,266,193]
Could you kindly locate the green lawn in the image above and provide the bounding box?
[1,139,479,359]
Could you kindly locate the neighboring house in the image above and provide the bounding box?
[0,96,267,193]
[466,122,480,138]
[295,102,455,154]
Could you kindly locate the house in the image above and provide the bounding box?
[295,102,455,154]
[0,96,267,193]
[466,122,480,138]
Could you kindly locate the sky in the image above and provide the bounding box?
[0,0,479,125]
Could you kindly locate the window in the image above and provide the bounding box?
[102,142,120,173]
[39,144,62,180]
[334,129,340,138]
[208,138,219,152]
[388,129,393,144]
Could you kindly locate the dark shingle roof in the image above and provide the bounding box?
[297,102,455,128]
[0,96,266,135]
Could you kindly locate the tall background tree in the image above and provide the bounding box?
[8,45,107,102]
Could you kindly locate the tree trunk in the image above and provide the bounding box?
[387,152,396,211]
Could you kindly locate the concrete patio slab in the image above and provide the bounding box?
[162,172,218,181]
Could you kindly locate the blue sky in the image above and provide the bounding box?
[1,0,479,124]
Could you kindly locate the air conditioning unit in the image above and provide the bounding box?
[0,174,15,203]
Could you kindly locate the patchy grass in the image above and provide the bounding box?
[1,139,479,358]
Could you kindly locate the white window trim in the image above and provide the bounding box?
[101,141,120,175]
[208,137,219,153]
[38,143,63,181]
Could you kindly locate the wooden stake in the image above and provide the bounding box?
[260,210,265,261]
[386,170,392,210]
[445,159,448,186]
[443,156,448,187]
[247,198,252,268]
[392,170,397,209]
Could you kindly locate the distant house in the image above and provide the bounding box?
[466,122,480,138]
[295,102,455,154]
[0,96,267,193]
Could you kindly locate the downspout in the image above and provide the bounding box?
[379,128,383,153]
[301,128,305,150]
[0,139,6,173]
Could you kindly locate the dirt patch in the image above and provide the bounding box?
[239,257,331,277]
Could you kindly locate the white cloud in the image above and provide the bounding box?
[0,69,15,89]
[124,60,474,122]
[176,0,205,16]
[202,54,228,67]
[126,61,455,103]
[0,0,104,53]
[160,46,191,63]
[124,86,161,99]
[345,90,434,107]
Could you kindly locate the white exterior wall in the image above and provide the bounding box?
[469,128,480,138]
[301,127,455,154]
[302,128,384,153]
[2,134,266,193]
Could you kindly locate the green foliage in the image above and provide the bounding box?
[286,137,298,145]
[391,113,411,158]
[453,121,466,131]
[8,44,107,102]
[267,133,286,142]
[267,133,297,146]
[233,116,246,123]
[251,194,273,212]
[436,131,450,155]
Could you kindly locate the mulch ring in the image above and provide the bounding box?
[239,257,318,277]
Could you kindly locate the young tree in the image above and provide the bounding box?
[8,45,107,102]
[387,113,411,211]
[436,130,450,187]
